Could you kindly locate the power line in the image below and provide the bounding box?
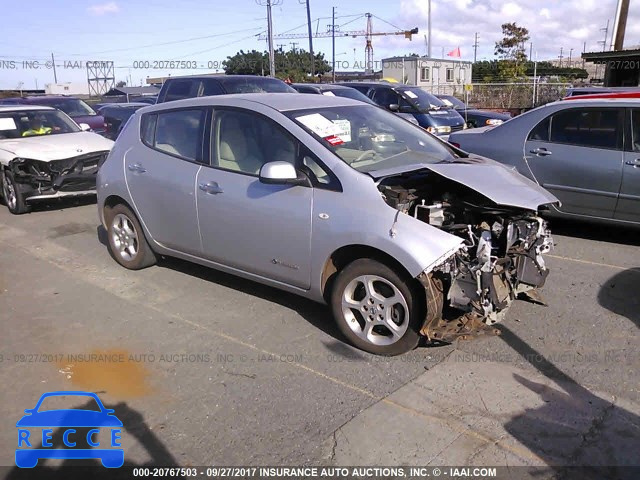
[61,26,265,56]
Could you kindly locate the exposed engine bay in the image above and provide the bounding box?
[7,151,108,198]
[378,170,554,342]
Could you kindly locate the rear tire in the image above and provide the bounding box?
[330,258,423,356]
[105,203,156,270]
[1,169,30,214]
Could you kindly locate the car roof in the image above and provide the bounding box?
[99,102,148,108]
[0,105,55,112]
[293,83,352,91]
[142,92,362,112]
[549,98,640,106]
[165,74,277,81]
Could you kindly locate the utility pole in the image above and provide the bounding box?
[364,12,373,74]
[259,0,277,77]
[427,0,432,57]
[332,6,336,81]
[51,52,57,83]
[582,41,586,69]
[472,32,479,63]
[611,0,630,51]
[558,47,563,67]
[569,48,573,67]
[599,20,610,52]
[290,42,299,52]
[303,0,314,77]
[529,42,533,60]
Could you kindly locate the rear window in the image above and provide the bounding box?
[164,80,193,102]
[216,77,296,94]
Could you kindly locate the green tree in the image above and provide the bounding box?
[494,22,530,79]
[223,48,331,81]
[116,80,127,87]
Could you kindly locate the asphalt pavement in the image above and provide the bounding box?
[0,197,638,478]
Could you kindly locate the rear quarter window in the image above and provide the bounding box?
[140,114,157,146]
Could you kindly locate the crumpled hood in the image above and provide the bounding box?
[0,132,113,162]
[368,155,559,211]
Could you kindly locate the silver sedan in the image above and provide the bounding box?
[449,98,640,226]
[97,93,556,355]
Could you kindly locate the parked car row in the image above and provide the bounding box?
[3,74,637,356]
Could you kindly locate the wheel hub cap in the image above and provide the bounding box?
[111,213,139,262]
[341,274,409,346]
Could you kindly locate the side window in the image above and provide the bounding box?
[550,108,622,150]
[528,116,550,141]
[154,109,206,162]
[632,110,640,152]
[140,113,157,146]
[164,80,193,102]
[213,109,296,175]
[371,88,399,108]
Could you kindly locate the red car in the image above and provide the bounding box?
[0,96,105,134]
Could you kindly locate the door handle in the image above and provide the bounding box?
[625,158,640,167]
[127,163,146,173]
[529,148,552,156]
[199,181,223,194]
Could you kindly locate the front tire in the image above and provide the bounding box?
[330,259,423,356]
[1,170,30,214]
[105,203,156,270]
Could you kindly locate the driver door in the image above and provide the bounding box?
[196,108,313,289]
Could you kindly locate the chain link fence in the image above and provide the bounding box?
[423,82,572,111]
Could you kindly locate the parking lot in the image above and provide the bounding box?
[0,197,639,474]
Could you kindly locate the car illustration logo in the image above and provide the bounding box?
[15,391,124,468]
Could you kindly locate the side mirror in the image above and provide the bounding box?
[388,103,399,112]
[78,123,91,132]
[259,161,310,187]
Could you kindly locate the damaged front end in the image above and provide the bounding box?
[378,169,554,343]
[7,151,108,200]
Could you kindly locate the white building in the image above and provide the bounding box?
[382,56,473,95]
[44,82,90,95]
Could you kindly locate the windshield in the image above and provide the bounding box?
[217,77,296,93]
[438,96,466,109]
[38,98,96,116]
[286,104,455,173]
[324,88,376,105]
[0,109,80,139]
[398,88,447,112]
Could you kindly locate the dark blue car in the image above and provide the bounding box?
[16,391,123,468]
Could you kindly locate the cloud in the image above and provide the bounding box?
[87,2,120,16]
[388,0,639,62]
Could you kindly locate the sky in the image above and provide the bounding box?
[1,0,639,90]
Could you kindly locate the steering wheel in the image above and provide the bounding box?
[352,149,376,164]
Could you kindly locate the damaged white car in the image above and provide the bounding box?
[97,94,557,355]
[0,106,113,214]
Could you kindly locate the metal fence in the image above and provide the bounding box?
[422,82,572,110]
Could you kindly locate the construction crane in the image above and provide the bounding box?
[258,13,418,74]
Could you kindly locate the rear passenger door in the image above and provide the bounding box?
[196,107,313,289]
[615,108,640,222]
[524,107,624,218]
[126,108,208,255]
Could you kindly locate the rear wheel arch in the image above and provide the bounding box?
[320,244,422,303]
